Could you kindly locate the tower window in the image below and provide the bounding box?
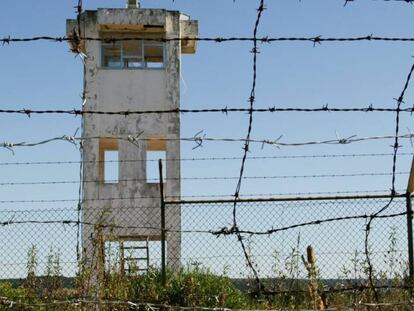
[101,40,165,69]
[102,42,122,68]
[146,137,167,183]
[104,151,119,183]
[99,138,119,183]
[146,151,166,183]
[144,41,164,68]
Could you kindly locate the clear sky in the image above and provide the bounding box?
[0,0,414,278]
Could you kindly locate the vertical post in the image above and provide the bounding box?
[406,156,414,283]
[119,241,125,276]
[159,159,167,287]
[406,192,414,281]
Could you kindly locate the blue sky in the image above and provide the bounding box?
[0,0,414,278]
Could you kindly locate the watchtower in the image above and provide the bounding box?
[66,0,198,272]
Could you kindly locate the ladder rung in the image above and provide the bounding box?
[121,246,148,250]
[125,257,149,261]
[125,268,148,272]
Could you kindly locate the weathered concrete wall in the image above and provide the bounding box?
[67,7,197,270]
[97,9,166,26]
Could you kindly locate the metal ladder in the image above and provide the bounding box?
[120,238,150,274]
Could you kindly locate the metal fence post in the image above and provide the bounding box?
[406,156,414,283]
[406,192,414,281]
[158,159,167,287]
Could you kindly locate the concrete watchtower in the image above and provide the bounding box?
[67,1,198,272]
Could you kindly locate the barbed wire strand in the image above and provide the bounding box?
[0,210,406,236]
[232,0,265,294]
[4,34,414,45]
[4,132,414,153]
[364,61,414,302]
[213,211,406,236]
[4,105,414,116]
[2,2,414,307]
[73,0,84,262]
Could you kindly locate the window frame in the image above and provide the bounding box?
[101,39,166,70]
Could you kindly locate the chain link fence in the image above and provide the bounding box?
[176,196,409,281]
[0,195,409,282]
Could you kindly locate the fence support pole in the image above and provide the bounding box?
[406,156,414,283]
[159,159,167,287]
[406,192,414,281]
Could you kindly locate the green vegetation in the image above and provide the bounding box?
[0,227,412,310]
[100,265,249,308]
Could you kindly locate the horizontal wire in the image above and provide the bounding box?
[0,206,166,214]
[0,189,402,207]
[0,152,411,166]
[0,197,170,204]
[3,132,414,151]
[0,211,405,235]
[2,105,414,116]
[0,171,408,186]
[3,34,414,45]
[211,211,407,236]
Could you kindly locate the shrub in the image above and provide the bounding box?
[130,265,249,309]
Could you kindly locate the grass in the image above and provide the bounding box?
[0,227,412,310]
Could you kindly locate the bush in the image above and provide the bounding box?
[130,265,249,309]
[0,282,34,310]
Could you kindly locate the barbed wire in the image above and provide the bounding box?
[3,132,414,153]
[2,1,414,308]
[73,0,84,262]
[231,0,266,292]
[0,210,405,236]
[212,211,407,236]
[4,105,414,116]
[1,152,412,166]
[4,34,414,45]
[0,171,409,187]
[363,61,414,301]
